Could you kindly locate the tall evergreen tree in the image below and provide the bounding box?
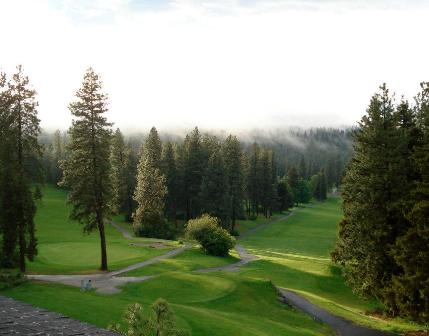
[60,68,113,271]
[183,127,204,220]
[277,177,294,211]
[199,150,231,229]
[388,84,429,321]
[222,135,244,230]
[133,127,167,237]
[299,156,306,179]
[287,166,300,205]
[111,128,131,214]
[259,149,273,217]
[161,142,179,224]
[313,169,327,201]
[332,84,413,304]
[246,143,261,216]
[0,70,18,268]
[0,66,42,272]
[52,129,66,184]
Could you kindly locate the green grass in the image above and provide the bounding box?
[3,187,421,335]
[27,185,175,274]
[4,276,332,336]
[124,247,240,277]
[235,213,284,235]
[239,198,422,334]
[0,185,333,336]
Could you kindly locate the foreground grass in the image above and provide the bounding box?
[239,198,422,334]
[1,185,332,335]
[27,185,175,274]
[4,276,331,336]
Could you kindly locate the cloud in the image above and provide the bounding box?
[1,0,429,132]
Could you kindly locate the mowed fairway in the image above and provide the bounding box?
[239,198,421,334]
[1,186,333,336]
[27,185,176,274]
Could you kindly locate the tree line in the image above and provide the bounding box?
[332,83,429,322]
[1,66,336,272]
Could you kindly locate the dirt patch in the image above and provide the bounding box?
[405,332,429,336]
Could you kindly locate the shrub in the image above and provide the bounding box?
[133,211,175,239]
[0,270,27,290]
[185,214,236,256]
[108,298,189,336]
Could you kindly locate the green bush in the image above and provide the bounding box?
[108,298,189,336]
[133,211,175,239]
[0,269,27,290]
[185,214,236,256]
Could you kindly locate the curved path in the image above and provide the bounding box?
[194,212,294,273]
[278,288,395,336]
[110,220,133,239]
[195,245,257,273]
[195,207,395,336]
[28,223,188,294]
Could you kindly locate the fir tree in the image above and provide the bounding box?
[133,127,167,237]
[222,135,244,230]
[161,142,179,225]
[110,128,132,214]
[277,177,294,211]
[332,84,411,302]
[0,66,42,271]
[388,84,429,321]
[183,127,204,220]
[246,143,261,216]
[199,150,231,229]
[52,129,66,184]
[60,68,113,271]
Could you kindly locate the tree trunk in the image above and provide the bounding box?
[97,211,108,271]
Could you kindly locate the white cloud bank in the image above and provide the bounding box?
[1,0,429,132]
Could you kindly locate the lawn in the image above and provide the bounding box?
[2,187,422,335]
[27,185,176,274]
[239,198,422,334]
[1,185,333,336]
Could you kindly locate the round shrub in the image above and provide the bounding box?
[185,214,236,256]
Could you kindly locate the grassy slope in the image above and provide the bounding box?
[239,198,421,334]
[27,185,176,274]
[1,185,332,336]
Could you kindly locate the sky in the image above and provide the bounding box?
[1,0,429,132]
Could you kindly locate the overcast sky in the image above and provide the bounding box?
[1,0,429,132]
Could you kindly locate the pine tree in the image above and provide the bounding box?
[60,68,113,271]
[0,70,18,268]
[277,177,294,211]
[52,129,66,184]
[0,66,42,272]
[259,149,273,218]
[299,156,306,179]
[111,128,131,214]
[388,84,429,321]
[332,84,410,301]
[287,167,299,205]
[222,135,244,230]
[183,127,204,220]
[314,169,327,201]
[246,143,261,216]
[133,127,167,237]
[199,150,231,229]
[161,142,179,225]
[269,150,279,215]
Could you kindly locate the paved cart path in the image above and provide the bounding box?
[278,288,395,336]
[0,296,118,335]
[27,222,188,294]
[195,207,396,336]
